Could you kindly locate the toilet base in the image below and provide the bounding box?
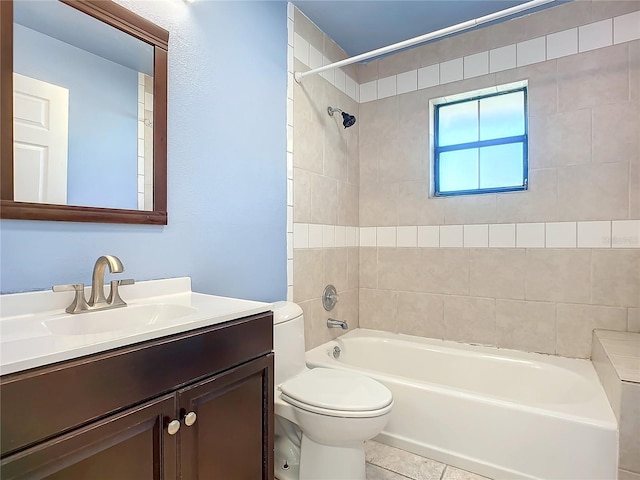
[275,432,301,480]
[299,434,366,480]
[275,461,299,480]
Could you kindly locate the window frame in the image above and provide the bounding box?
[433,87,529,197]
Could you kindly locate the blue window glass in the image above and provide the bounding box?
[479,144,524,189]
[438,101,478,146]
[439,149,478,192]
[434,88,528,196]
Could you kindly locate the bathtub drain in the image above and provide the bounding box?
[332,346,341,359]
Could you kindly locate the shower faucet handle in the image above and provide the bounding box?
[322,285,339,311]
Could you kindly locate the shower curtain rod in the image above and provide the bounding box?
[294,0,556,83]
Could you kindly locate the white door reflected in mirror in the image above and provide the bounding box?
[13,73,69,205]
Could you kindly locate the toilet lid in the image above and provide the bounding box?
[280,368,393,412]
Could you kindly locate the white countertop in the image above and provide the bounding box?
[0,277,272,376]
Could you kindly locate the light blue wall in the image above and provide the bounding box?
[14,23,138,209]
[1,0,288,303]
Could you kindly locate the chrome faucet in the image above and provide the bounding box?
[53,255,134,314]
[327,318,348,330]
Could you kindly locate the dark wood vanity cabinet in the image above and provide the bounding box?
[178,356,272,479]
[0,312,274,480]
[1,394,178,480]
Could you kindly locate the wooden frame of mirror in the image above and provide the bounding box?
[0,0,168,225]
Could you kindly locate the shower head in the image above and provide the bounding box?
[341,112,356,128]
[328,106,356,129]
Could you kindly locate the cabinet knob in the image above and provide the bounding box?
[184,411,197,427]
[167,419,181,435]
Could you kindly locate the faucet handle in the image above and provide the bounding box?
[107,279,135,307]
[52,283,89,314]
[52,283,84,293]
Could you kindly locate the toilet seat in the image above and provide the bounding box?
[280,368,393,418]
[281,393,393,418]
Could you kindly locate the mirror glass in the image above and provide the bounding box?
[13,0,155,211]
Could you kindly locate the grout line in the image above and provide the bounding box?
[440,465,448,480]
[366,463,414,479]
[375,245,379,289]
[552,301,558,355]
[466,247,471,295]
[629,43,633,103]
[589,248,594,305]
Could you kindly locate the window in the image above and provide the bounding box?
[433,87,528,196]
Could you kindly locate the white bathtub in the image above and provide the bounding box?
[306,329,618,480]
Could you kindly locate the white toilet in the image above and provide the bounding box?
[273,301,393,480]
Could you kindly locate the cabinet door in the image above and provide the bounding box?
[178,354,274,480]
[1,394,177,480]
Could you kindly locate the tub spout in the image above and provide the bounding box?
[327,318,348,330]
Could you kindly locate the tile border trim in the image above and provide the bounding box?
[292,221,640,249]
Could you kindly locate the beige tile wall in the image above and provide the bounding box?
[293,247,359,350]
[356,1,640,358]
[359,49,638,227]
[291,10,360,349]
[290,1,640,356]
[359,247,636,357]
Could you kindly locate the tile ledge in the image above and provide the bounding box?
[594,330,640,384]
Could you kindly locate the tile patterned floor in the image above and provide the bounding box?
[366,441,492,480]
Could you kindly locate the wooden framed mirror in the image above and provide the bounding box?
[0,0,168,224]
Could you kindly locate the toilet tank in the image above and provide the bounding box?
[273,301,307,386]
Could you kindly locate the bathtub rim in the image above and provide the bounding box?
[305,328,618,430]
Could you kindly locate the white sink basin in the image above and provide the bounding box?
[43,304,198,336]
[0,277,272,376]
